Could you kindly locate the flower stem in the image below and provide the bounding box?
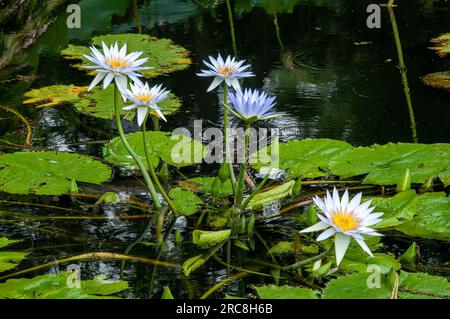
[142,117,178,215]
[223,85,237,195]
[235,123,250,207]
[113,84,161,209]
[281,246,333,272]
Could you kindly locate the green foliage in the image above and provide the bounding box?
[161,286,174,299]
[252,139,352,179]
[371,190,417,229]
[61,34,191,78]
[179,177,234,198]
[254,285,319,299]
[95,192,120,205]
[169,188,203,216]
[0,152,111,195]
[103,131,205,169]
[0,237,27,273]
[192,229,231,248]
[329,143,450,185]
[246,180,295,209]
[0,272,128,299]
[23,85,88,107]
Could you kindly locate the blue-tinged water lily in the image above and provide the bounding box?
[227,89,280,123]
[300,188,383,265]
[83,41,151,93]
[197,54,254,92]
[122,82,168,126]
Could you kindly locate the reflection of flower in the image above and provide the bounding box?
[197,54,254,92]
[300,188,383,265]
[227,89,279,123]
[83,42,151,92]
[122,82,168,126]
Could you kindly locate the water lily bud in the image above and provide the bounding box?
[399,242,417,265]
[240,214,247,233]
[292,178,302,196]
[211,177,222,198]
[396,168,411,193]
[218,163,229,182]
[247,213,255,234]
[158,162,170,178]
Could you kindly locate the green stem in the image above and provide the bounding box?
[282,246,333,272]
[236,123,250,206]
[225,0,237,56]
[142,118,178,214]
[242,170,270,210]
[113,84,161,209]
[223,85,237,194]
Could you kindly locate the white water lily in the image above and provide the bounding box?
[300,187,383,265]
[122,81,168,126]
[83,41,151,93]
[197,54,254,92]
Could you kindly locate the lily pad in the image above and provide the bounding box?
[0,151,112,195]
[371,190,417,229]
[246,180,295,210]
[0,272,128,299]
[61,33,191,78]
[178,177,234,198]
[430,33,450,57]
[422,71,450,92]
[103,131,205,169]
[23,85,88,107]
[251,138,352,179]
[253,285,320,299]
[395,192,450,241]
[169,188,203,216]
[0,237,27,273]
[329,143,450,185]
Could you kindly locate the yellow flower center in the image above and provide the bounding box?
[136,94,153,103]
[107,58,129,69]
[219,66,233,76]
[332,212,359,231]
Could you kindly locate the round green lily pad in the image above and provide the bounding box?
[61,33,191,78]
[0,151,112,195]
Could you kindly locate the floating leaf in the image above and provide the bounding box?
[395,192,450,241]
[371,190,417,229]
[439,169,450,186]
[169,188,203,216]
[0,237,22,249]
[253,285,319,299]
[398,271,450,299]
[23,85,88,107]
[178,177,234,198]
[251,139,352,179]
[246,180,295,210]
[430,33,450,57]
[95,192,120,205]
[0,272,128,299]
[61,34,191,78]
[422,71,450,92]
[329,143,450,185]
[192,229,231,248]
[0,237,27,273]
[267,241,319,255]
[103,131,205,169]
[0,152,111,195]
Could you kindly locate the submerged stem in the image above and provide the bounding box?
[235,123,250,206]
[113,84,161,208]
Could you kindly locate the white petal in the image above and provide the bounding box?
[207,77,223,92]
[334,233,351,265]
[88,72,106,91]
[347,192,362,212]
[299,221,330,233]
[354,237,373,256]
[122,104,136,110]
[230,78,241,92]
[341,189,349,211]
[316,228,336,241]
[155,109,167,122]
[137,107,148,126]
[102,72,115,89]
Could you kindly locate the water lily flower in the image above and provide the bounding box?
[300,188,383,265]
[83,41,151,93]
[227,89,280,123]
[122,82,168,126]
[197,54,254,92]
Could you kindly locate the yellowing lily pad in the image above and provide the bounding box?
[430,33,450,57]
[61,33,191,78]
[422,71,450,92]
[0,151,112,195]
[23,85,88,107]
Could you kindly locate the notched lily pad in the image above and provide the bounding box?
[23,85,88,107]
[422,71,450,92]
[430,33,450,57]
[0,151,112,195]
[61,33,191,78]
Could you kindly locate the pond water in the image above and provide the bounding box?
[0,0,449,298]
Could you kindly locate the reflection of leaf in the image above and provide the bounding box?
[178,177,234,198]
[252,139,352,179]
[61,34,191,78]
[0,152,111,195]
[254,285,319,299]
[430,33,450,57]
[169,188,203,216]
[23,85,88,107]
[371,190,417,229]
[395,192,450,241]
[329,143,450,185]
[103,131,205,169]
[0,272,128,299]
[422,71,450,92]
[246,180,295,210]
[0,237,27,273]
[192,229,231,248]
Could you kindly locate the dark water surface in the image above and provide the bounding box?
[0,0,449,298]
